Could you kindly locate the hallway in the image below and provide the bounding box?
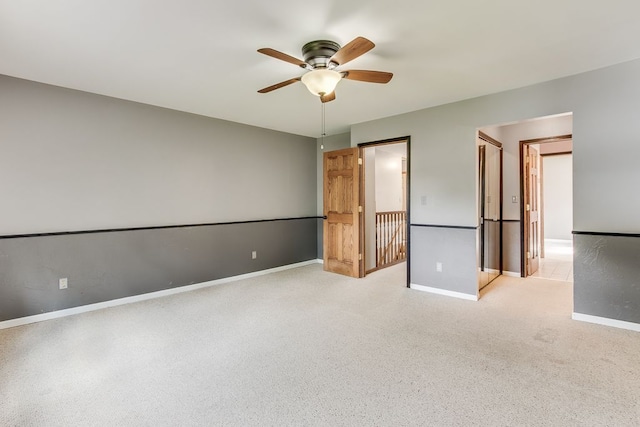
[531,239,573,282]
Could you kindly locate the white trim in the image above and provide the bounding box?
[316,258,324,264]
[502,270,521,278]
[0,260,319,330]
[410,283,478,301]
[572,313,640,333]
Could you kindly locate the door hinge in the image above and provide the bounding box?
[527,251,531,259]
[526,204,530,211]
[358,253,362,261]
[358,205,363,213]
[358,157,363,165]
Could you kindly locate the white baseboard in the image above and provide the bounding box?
[410,283,478,301]
[572,313,640,333]
[502,271,521,278]
[317,259,324,264]
[0,259,319,330]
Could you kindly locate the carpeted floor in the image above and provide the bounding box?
[1,263,639,426]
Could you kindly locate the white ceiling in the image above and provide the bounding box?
[2,1,640,138]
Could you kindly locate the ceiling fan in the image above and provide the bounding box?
[257,36,393,103]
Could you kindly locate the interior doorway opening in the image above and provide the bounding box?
[476,112,574,298]
[521,136,573,281]
[322,137,410,285]
[362,140,408,275]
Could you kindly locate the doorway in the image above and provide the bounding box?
[477,112,574,292]
[322,137,410,283]
[520,136,573,279]
[362,141,408,275]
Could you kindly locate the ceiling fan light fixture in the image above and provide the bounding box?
[301,69,342,96]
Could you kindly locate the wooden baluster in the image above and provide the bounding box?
[379,214,382,265]
[401,212,404,259]
[376,214,380,267]
[386,213,390,264]
[373,211,409,268]
[381,213,385,265]
[390,213,394,262]
[403,212,406,259]
[395,212,398,260]
[384,213,388,265]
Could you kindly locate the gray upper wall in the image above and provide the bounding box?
[351,58,640,233]
[0,75,316,236]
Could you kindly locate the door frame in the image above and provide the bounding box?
[519,134,572,277]
[478,131,504,282]
[357,136,411,287]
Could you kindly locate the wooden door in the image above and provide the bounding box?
[524,145,540,275]
[323,147,362,277]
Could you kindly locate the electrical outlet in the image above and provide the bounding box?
[436,262,443,272]
[251,251,257,260]
[59,278,68,289]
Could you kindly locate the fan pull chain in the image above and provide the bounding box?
[320,102,326,150]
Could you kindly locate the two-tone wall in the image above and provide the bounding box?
[5,57,640,328]
[351,58,640,326]
[0,75,317,323]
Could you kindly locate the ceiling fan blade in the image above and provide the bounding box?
[342,70,393,84]
[330,37,375,66]
[257,48,307,68]
[320,91,336,103]
[257,77,301,94]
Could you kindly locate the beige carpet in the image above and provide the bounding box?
[1,263,639,426]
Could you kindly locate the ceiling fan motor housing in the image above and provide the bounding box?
[302,40,341,69]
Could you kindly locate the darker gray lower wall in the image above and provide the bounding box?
[0,218,317,322]
[574,233,640,324]
[411,226,478,296]
[317,218,323,259]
